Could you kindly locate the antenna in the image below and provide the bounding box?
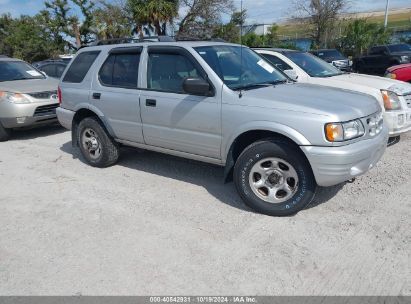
[239,0,244,98]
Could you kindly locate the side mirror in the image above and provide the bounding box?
[183,77,211,96]
[40,71,48,77]
[284,69,298,80]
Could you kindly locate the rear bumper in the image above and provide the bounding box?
[0,100,58,128]
[56,107,75,130]
[302,126,389,187]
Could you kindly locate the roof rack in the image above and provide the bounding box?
[88,35,176,47]
[175,37,227,42]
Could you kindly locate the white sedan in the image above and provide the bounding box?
[255,48,411,140]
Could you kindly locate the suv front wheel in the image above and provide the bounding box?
[234,139,317,216]
[77,117,120,167]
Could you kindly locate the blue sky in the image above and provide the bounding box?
[0,0,410,23]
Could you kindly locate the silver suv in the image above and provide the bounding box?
[57,41,389,216]
[0,57,60,141]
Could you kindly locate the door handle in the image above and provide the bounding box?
[146,99,156,107]
[92,92,101,100]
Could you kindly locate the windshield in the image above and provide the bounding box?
[316,50,345,60]
[194,45,288,90]
[0,61,45,82]
[285,52,343,77]
[387,44,411,53]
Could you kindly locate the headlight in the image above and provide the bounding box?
[0,91,31,104]
[400,56,409,63]
[325,119,365,142]
[381,90,402,110]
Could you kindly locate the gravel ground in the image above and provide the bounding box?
[0,125,410,296]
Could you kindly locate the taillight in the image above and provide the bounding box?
[57,86,62,104]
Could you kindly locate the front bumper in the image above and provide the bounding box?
[385,109,411,136]
[301,126,389,187]
[0,100,59,128]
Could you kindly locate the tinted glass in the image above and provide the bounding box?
[63,51,100,83]
[369,47,387,55]
[260,54,292,71]
[387,44,411,52]
[284,52,342,77]
[0,61,45,82]
[55,64,67,78]
[195,46,287,90]
[39,64,56,77]
[147,53,202,93]
[316,50,345,60]
[99,53,140,88]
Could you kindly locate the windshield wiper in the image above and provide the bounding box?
[233,80,287,91]
[233,83,272,91]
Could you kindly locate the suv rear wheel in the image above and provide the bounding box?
[234,139,316,216]
[77,117,119,167]
[0,123,11,142]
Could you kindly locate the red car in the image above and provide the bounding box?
[385,63,411,83]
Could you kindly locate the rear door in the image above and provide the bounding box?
[90,47,144,143]
[140,46,222,159]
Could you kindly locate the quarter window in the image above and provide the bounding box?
[63,51,100,83]
[147,52,203,93]
[99,53,140,88]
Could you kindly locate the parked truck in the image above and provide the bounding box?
[353,44,411,76]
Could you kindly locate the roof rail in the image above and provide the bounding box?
[175,37,227,42]
[86,36,176,47]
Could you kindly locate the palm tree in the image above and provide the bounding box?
[127,0,178,37]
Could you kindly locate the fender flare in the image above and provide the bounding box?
[223,122,311,183]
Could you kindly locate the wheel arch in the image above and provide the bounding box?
[223,123,312,183]
[71,107,114,147]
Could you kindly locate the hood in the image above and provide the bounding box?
[239,82,380,122]
[332,73,411,96]
[387,63,411,72]
[0,78,59,94]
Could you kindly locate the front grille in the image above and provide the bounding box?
[405,94,411,108]
[34,104,59,117]
[28,91,57,99]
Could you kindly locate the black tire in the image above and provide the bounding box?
[234,139,317,216]
[77,117,119,167]
[0,122,11,142]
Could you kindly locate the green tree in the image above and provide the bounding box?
[42,0,95,49]
[213,10,245,43]
[0,14,14,56]
[93,1,134,40]
[178,0,234,39]
[127,0,179,37]
[340,19,391,56]
[0,14,55,62]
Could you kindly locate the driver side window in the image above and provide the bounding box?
[260,54,292,71]
[147,52,203,94]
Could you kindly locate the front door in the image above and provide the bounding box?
[140,47,222,159]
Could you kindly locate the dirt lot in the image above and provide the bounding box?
[0,125,410,296]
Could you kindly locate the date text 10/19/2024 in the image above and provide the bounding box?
[149,297,257,303]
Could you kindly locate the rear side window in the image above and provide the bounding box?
[260,54,292,71]
[99,53,140,88]
[63,51,100,83]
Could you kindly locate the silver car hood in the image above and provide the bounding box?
[0,78,59,93]
[240,82,381,121]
